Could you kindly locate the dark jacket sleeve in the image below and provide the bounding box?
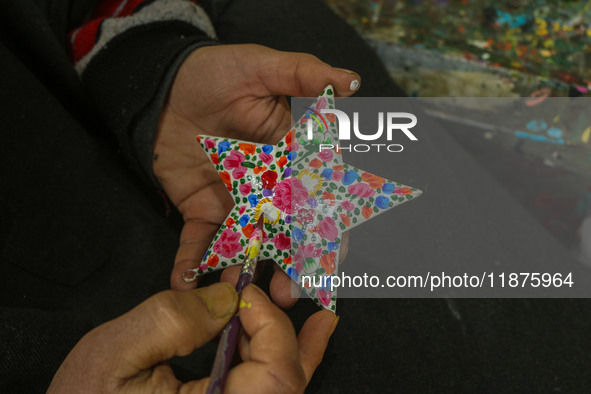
[2,1,218,185]
[66,0,219,186]
[0,0,220,184]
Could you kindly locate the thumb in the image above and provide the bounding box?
[97,283,239,377]
[243,44,361,98]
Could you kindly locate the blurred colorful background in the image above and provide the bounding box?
[327,0,591,98]
[325,0,591,259]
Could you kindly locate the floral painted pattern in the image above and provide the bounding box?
[281,86,423,311]
[191,85,422,312]
[192,133,292,278]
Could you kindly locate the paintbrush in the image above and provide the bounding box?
[206,214,265,394]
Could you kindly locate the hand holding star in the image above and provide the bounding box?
[188,86,422,311]
[153,44,361,308]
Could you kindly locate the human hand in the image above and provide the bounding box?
[155,44,357,307]
[48,282,338,393]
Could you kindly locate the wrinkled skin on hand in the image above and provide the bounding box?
[48,283,339,393]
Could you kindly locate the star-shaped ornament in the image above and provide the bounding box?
[184,85,422,311]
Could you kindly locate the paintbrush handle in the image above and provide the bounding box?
[206,313,241,394]
[205,268,256,394]
[235,267,255,292]
[206,227,263,394]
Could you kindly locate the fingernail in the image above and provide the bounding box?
[349,80,360,91]
[328,315,340,340]
[195,282,238,319]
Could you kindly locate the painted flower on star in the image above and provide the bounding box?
[292,178,309,207]
[287,142,300,152]
[341,201,355,211]
[342,170,359,185]
[261,170,278,190]
[375,195,390,209]
[348,183,376,198]
[297,170,322,195]
[332,171,344,181]
[316,288,332,306]
[321,168,333,180]
[273,178,307,214]
[296,260,304,278]
[320,251,337,275]
[213,228,242,258]
[293,227,304,242]
[394,186,413,196]
[309,159,322,169]
[259,152,273,165]
[273,179,292,213]
[232,161,247,179]
[248,194,258,208]
[255,198,281,224]
[382,184,396,194]
[218,140,231,154]
[272,233,291,250]
[318,217,338,241]
[220,171,232,191]
[361,172,386,189]
[204,138,216,149]
[308,197,318,209]
[297,208,316,225]
[285,130,294,146]
[224,150,247,178]
[238,143,256,155]
[322,191,336,206]
[254,166,267,174]
[207,254,219,268]
[241,224,253,238]
[239,215,250,227]
[294,243,322,266]
[239,183,252,195]
[316,97,328,111]
[318,149,333,162]
[362,205,373,219]
[339,213,351,226]
[287,267,299,282]
[277,156,288,168]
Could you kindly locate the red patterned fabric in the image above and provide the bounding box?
[67,0,148,63]
[69,18,104,63]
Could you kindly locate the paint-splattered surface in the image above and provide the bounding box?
[325,1,591,147]
[327,0,591,97]
[324,0,591,255]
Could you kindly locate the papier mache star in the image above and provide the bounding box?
[183,85,422,311]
